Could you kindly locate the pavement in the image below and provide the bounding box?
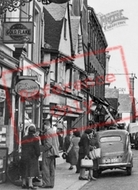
[0,153,88,190]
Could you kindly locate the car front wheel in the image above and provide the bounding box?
[126,167,132,176]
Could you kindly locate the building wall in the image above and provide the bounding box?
[58,7,72,56]
[87,7,107,100]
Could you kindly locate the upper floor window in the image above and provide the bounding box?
[64,18,67,40]
[50,58,58,82]
[65,65,72,88]
[78,35,83,54]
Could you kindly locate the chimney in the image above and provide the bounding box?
[129,74,134,97]
[129,74,136,122]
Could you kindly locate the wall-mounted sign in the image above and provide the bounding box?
[15,80,40,98]
[23,59,45,88]
[3,22,34,44]
[0,67,13,88]
[0,89,6,102]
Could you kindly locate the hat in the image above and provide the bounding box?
[28,124,36,133]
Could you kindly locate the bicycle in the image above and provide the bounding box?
[6,150,22,186]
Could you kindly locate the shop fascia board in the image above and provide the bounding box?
[18,76,38,81]
[0,50,19,69]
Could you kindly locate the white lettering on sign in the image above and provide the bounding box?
[15,80,40,98]
[66,98,80,109]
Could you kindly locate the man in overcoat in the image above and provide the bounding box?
[41,120,59,188]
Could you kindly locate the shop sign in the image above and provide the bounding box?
[66,98,80,109]
[23,60,45,88]
[0,89,6,102]
[15,80,40,98]
[3,22,34,44]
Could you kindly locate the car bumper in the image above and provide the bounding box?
[99,162,132,168]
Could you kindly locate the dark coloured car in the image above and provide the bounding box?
[95,129,133,177]
[135,132,138,150]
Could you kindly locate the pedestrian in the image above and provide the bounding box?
[41,120,59,188]
[21,124,40,190]
[77,128,93,180]
[88,129,99,180]
[57,126,64,151]
[35,128,42,145]
[63,129,74,170]
[33,128,43,185]
[66,130,81,173]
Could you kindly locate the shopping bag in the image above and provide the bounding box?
[81,158,93,168]
[89,148,101,160]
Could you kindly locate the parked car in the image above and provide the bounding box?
[134,132,138,150]
[94,129,133,177]
[127,123,138,148]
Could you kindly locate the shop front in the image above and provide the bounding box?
[43,92,84,150]
[15,58,45,150]
[0,52,19,154]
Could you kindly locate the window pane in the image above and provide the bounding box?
[100,136,121,142]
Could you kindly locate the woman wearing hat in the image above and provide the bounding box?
[77,128,93,180]
[21,124,40,189]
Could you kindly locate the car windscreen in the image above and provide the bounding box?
[100,136,121,142]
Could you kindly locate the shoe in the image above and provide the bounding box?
[40,185,53,188]
[90,177,97,181]
[69,166,73,170]
[22,185,27,189]
[33,178,41,183]
[28,186,37,190]
[78,176,88,180]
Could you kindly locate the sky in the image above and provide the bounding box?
[88,0,138,100]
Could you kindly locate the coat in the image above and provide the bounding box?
[67,136,80,165]
[21,133,40,178]
[89,134,99,170]
[78,133,90,159]
[63,135,72,163]
[43,128,59,158]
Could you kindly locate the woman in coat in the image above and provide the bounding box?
[21,124,40,189]
[63,129,74,170]
[88,129,99,180]
[66,130,81,173]
[77,128,93,180]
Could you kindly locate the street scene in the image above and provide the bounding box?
[80,149,138,190]
[0,0,138,190]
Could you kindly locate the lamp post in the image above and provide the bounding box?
[0,0,70,15]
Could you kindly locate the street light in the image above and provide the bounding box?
[0,0,70,15]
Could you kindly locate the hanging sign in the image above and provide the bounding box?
[3,22,34,44]
[15,80,40,98]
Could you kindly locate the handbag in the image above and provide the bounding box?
[89,148,101,160]
[62,152,67,159]
[81,158,93,168]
